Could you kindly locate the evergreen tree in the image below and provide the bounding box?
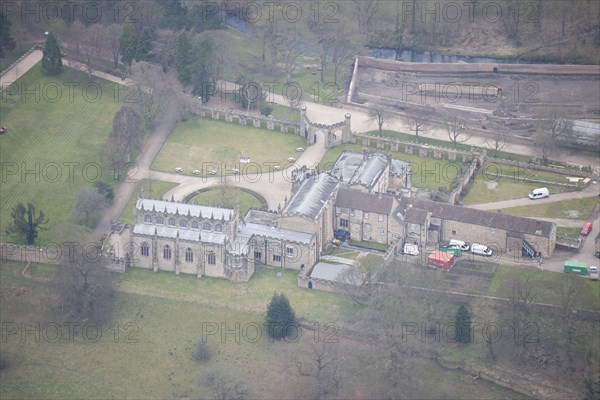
[6,203,49,244]
[455,304,472,344]
[160,0,188,30]
[190,37,216,102]
[42,33,62,75]
[175,33,193,85]
[0,12,17,58]
[265,293,296,340]
[119,21,137,66]
[135,26,155,62]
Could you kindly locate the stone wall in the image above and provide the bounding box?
[191,105,301,136]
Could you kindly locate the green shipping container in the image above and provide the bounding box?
[436,245,461,257]
[564,261,588,275]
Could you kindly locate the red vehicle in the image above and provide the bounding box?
[0,127,7,135]
[581,221,593,236]
[427,251,456,271]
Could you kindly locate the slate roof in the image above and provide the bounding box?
[310,262,362,286]
[132,223,226,244]
[335,188,394,215]
[240,223,313,244]
[330,152,388,189]
[404,207,429,224]
[398,197,554,237]
[283,174,339,220]
[136,199,233,221]
[391,159,410,176]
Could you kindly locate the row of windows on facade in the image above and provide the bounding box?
[143,215,223,232]
[339,219,386,235]
[337,209,385,221]
[140,243,216,264]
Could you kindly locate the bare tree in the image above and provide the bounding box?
[105,24,122,69]
[557,280,581,373]
[352,0,379,33]
[291,342,342,400]
[53,237,115,326]
[485,130,507,157]
[150,29,178,73]
[73,187,109,228]
[338,254,384,306]
[130,61,181,128]
[408,114,428,143]
[505,276,538,360]
[201,369,248,400]
[446,116,471,148]
[534,116,570,165]
[368,105,393,136]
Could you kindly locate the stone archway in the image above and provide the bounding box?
[300,106,351,149]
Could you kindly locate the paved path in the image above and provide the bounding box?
[466,183,599,211]
[0,49,43,89]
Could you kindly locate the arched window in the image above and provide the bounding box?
[191,221,199,229]
[168,218,175,226]
[207,252,216,265]
[203,223,211,231]
[163,245,171,260]
[185,248,193,262]
[215,224,222,232]
[141,242,149,256]
[180,220,187,228]
[156,217,164,225]
[144,215,152,223]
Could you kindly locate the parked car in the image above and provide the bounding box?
[192,169,201,175]
[175,167,183,173]
[449,239,470,251]
[403,243,419,256]
[334,229,350,241]
[528,187,549,200]
[471,243,493,256]
[581,221,593,236]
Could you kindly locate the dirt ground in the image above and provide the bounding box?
[356,65,600,139]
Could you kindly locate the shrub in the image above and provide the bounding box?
[192,341,211,362]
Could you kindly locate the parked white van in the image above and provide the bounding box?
[449,239,470,251]
[471,243,493,256]
[528,187,549,200]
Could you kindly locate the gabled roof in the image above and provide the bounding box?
[331,152,388,189]
[283,174,338,220]
[398,197,554,237]
[136,199,233,221]
[391,159,410,176]
[335,188,394,215]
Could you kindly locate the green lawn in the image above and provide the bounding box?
[1,260,538,400]
[118,180,179,225]
[152,117,305,176]
[462,174,577,205]
[488,265,600,310]
[502,197,598,219]
[556,226,584,239]
[188,187,265,215]
[349,240,389,252]
[0,64,120,244]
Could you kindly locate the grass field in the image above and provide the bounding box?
[502,197,598,219]
[1,260,541,400]
[462,174,577,205]
[152,117,306,176]
[118,180,179,225]
[0,64,120,244]
[556,226,584,239]
[488,265,600,308]
[187,187,265,215]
